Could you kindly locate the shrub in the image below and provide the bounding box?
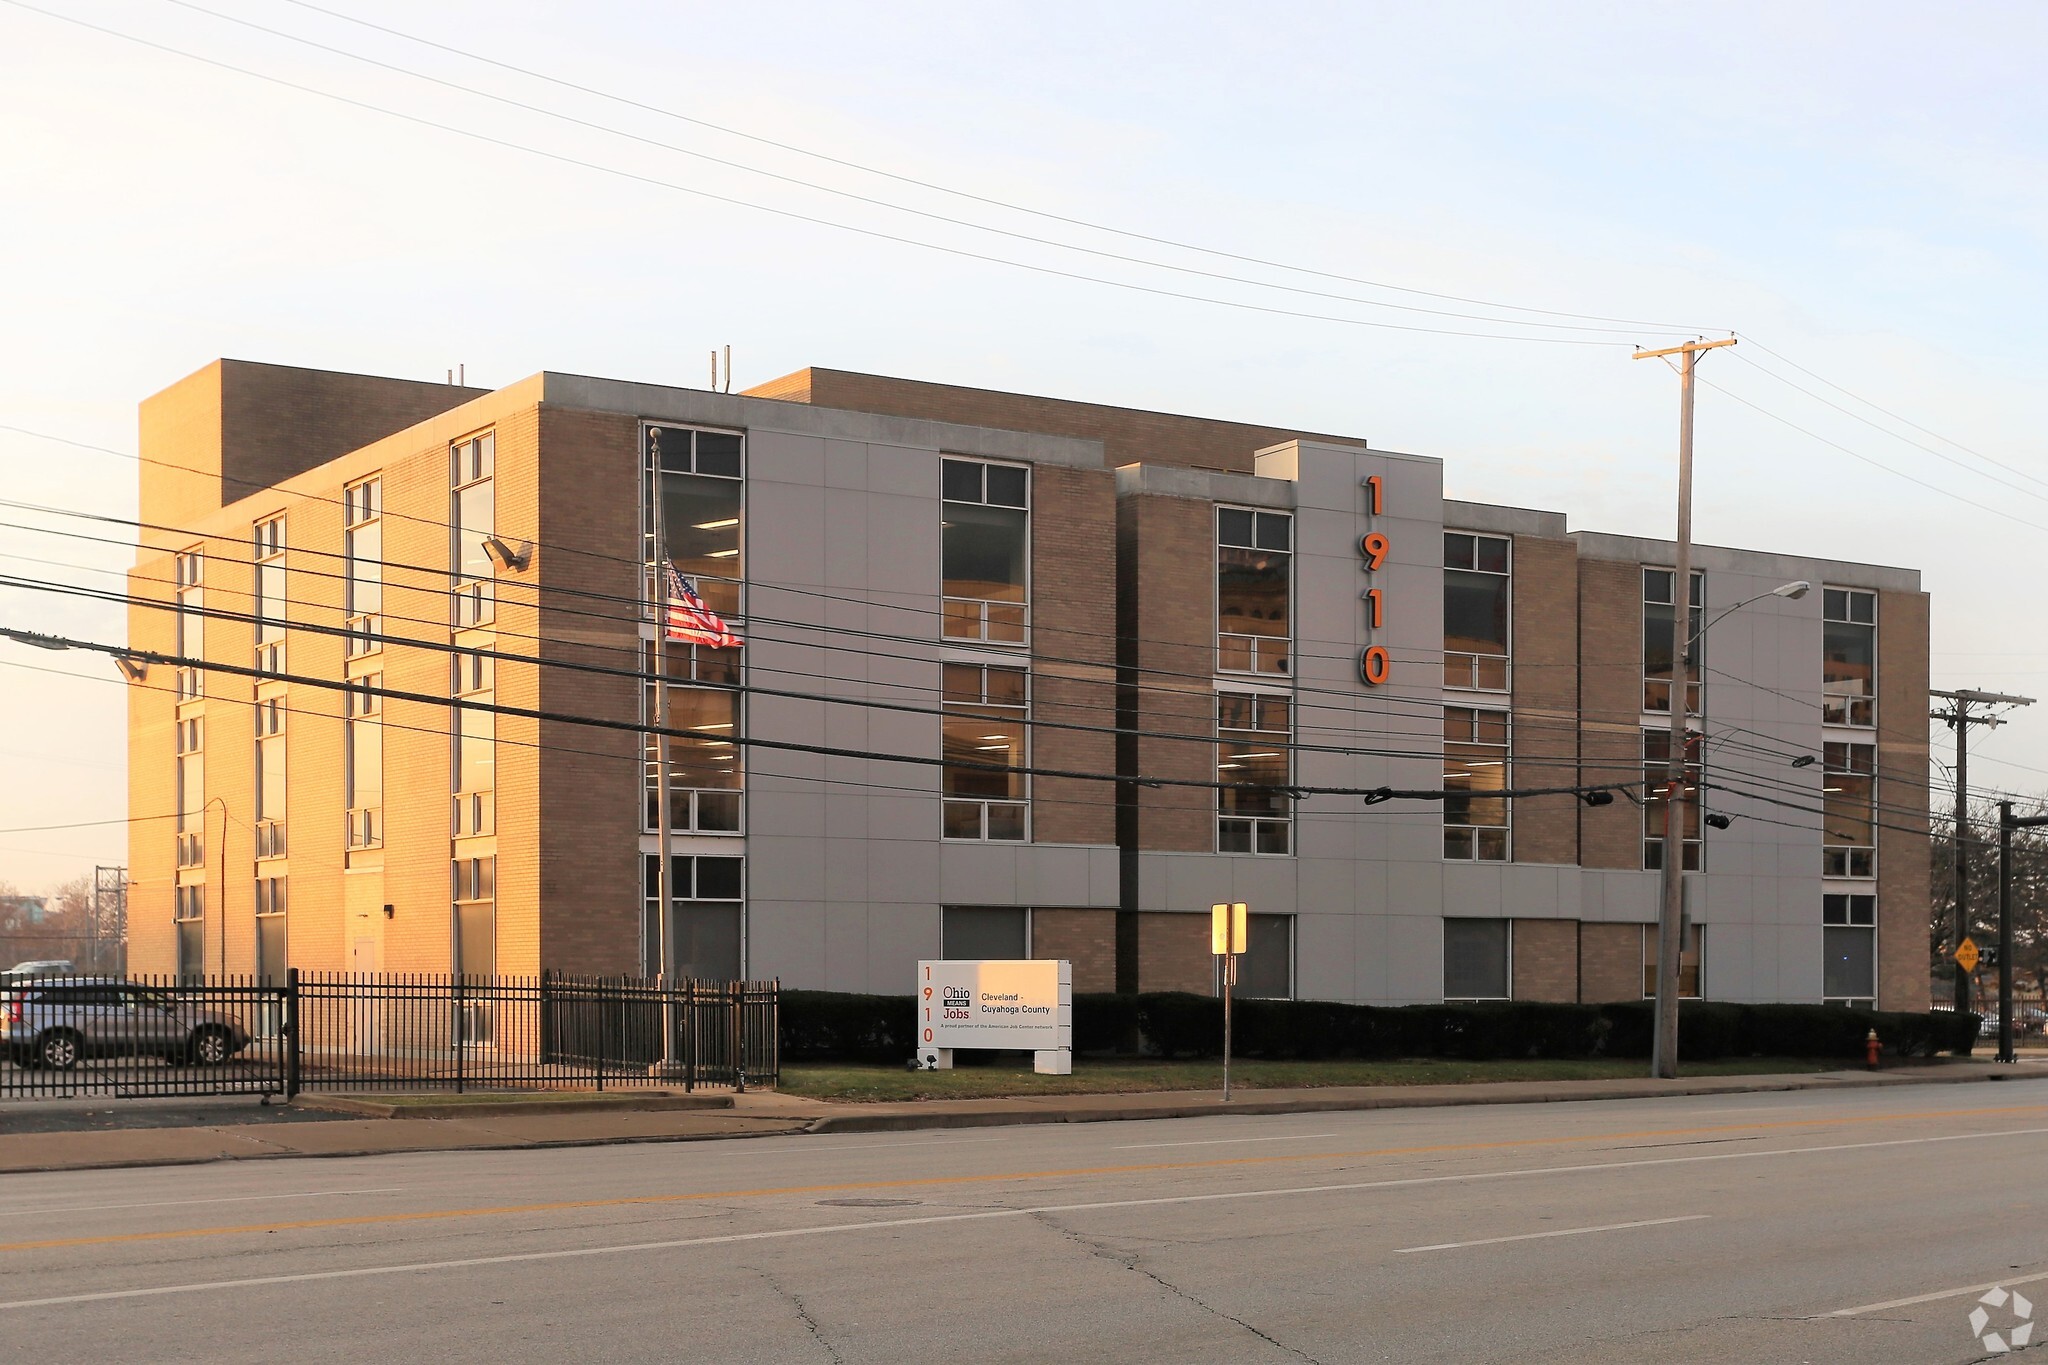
[779,990,915,1064]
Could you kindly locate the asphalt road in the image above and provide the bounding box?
[1,1080,2045,1362]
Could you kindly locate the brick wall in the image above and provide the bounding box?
[1119,492,1217,853]
[1579,922,1643,1003]
[1028,465,1118,847]
[1510,535,1580,864]
[1577,557,1644,870]
[1031,908,1115,993]
[535,405,644,976]
[1875,589,1932,1011]
[1136,911,1214,994]
[743,368,1364,475]
[1511,918,1577,1001]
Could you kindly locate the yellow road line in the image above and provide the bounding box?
[6,1101,2045,1255]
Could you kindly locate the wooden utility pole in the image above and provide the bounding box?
[1633,336,1734,1080]
[1934,688,2034,1013]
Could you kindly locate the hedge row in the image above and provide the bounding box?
[779,989,1978,1065]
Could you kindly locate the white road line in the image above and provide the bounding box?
[1113,1133,1340,1150]
[1395,1215,1710,1254]
[1829,1268,2048,1317]
[3,1124,2047,1311]
[0,1189,408,1218]
[791,1138,1009,1153]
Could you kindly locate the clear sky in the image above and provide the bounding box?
[2,0,2045,890]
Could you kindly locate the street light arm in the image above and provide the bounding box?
[1682,581,1810,661]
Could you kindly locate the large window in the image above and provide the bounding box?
[1824,741,1876,878]
[453,705,495,839]
[175,715,204,869]
[452,432,495,629]
[941,906,1028,960]
[1444,919,1509,1000]
[453,856,497,1044]
[174,549,204,699]
[1644,568,1704,715]
[344,480,382,658]
[1643,728,1702,871]
[1823,893,1876,1003]
[1218,691,1290,854]
[345,674,382,850]
[646,426,745,675]
[942,457,1028,644]
[643,855,744,980]
[1823,587,1876,727]
[645,684,743,834]
[174,884,205,984]
[1235,913,1295,1000]
[254,697,285,860]
[1443,707,1509,861]
[254,516,285,676]
[942,664,1028,841]
[1641,924,1705,998]
[1444,532,1509,691]
[254,876,287,984]
[1217,508,1291,676]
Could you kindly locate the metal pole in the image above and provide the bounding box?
[1652,349,1697,1081]
[1999,801,2016,1064]
[1955,709,1974,1015]
[652,455,678,1073]
[1222,954,1234,1102]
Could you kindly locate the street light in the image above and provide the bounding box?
[0,627,69,651]
[1652,579,1813,1080]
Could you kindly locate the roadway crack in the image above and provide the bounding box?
[746,1263,843,1363]
[1030,1211,1322,1363]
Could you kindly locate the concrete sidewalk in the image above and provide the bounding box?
[0,1060,2034,1174]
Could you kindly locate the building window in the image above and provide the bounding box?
[941,457,1028,644]
[253,876,287,984]
[451,432,496,629]
[174,548,204,699]
[1642,924,1706,998]
[1444,918,1509,1000]
[1823,893,1876,1003]
[942,664,1028,841]
[647,424,745,623]
[1218,691,1290,854]
[254,697,285,859]
[345,675,382,849]
[1444,707,1509,861]
[253,516,285,675]
[941,906,1028,960]
[175,715,205,869]
[643,854,744,980]
[1643,568,1704,715]
[1823,587,1877,727]
[173,883,204,984]
[452,702,495,839]
[1824,741,1876,878]
[1234,913,1295,1000]
[1217,508,1291,675]
[344,479,382,657]
[646,684,743,834]
[1443,532,1509,691]
[452,857,497,1043]
[1643,728,1702,871]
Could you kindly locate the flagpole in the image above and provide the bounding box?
[651,463,678,1074]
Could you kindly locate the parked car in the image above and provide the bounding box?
[0,978,250,1069]
[0,960,75,980]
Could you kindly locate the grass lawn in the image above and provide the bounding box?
[777,1055,1840,1102]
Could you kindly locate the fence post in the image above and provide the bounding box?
[684,978,696,1093]
[284,967,301,1100]
[734,983,746,1095]
[454,974,466,1095]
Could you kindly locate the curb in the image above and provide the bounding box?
[290,1092,735,1120]
[799,1066,2010,1134]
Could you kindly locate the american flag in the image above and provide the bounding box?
[664,565,743,649]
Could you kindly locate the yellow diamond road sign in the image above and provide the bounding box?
[1956,937,1981,974]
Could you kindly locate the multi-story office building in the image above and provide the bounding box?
[124,360,1930,1010]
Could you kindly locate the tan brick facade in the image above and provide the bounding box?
[1509,535,1581,865]
[1116,492,1217,853]
[1135,912,1215,995]
[1027,465,1118,848]
[1511,918,1578,1001]
[1579,922,1644,1003]
[1577,557,1646,871]
[1031,909,1116,993]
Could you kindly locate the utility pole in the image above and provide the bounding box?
[1634,336,1734,1080]
[1933,689,2034,1014]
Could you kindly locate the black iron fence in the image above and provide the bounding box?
[0,971,777,1100]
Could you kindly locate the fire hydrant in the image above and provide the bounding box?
[1866,1028,1882,1071]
